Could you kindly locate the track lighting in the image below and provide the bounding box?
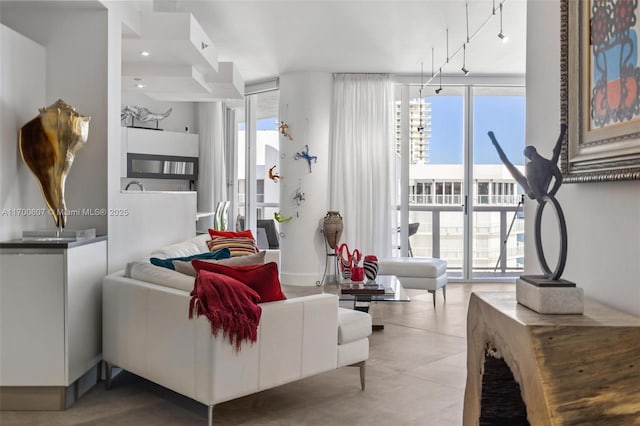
[462,1,470,75]
[461,44,470,76]
[431,47,435,78]
[446,29,449,63]
[465,2,470,43]
[423,0,510,91]
[435,68,443,94]
[418,63,425,133]
[498,2,508,42]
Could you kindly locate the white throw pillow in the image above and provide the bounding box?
[127,261,195,292]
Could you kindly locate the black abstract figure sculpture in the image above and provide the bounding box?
[488,124,568,281]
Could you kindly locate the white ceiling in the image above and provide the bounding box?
[154,0,527,85]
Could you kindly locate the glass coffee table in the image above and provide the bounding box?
[324,275,410,330]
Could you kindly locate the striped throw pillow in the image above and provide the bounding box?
[206,236,258,257]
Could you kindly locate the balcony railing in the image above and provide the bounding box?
[240,194,524,278]
[401,202,525,277]
[408,194,521,206]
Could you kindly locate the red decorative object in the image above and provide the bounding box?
[350,266,365,282]
[335,243,362,280]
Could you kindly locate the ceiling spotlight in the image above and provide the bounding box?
[462,44,470,76]
[435,68,443,94]
[418,63,425,133]
[498,2,508,42]
[136,83,145,88]
[140,50,150,57]
[201,42,209,50]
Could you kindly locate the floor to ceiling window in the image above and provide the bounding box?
[237,87,280,234]
[471,87,525,279]
[395,83,525,280]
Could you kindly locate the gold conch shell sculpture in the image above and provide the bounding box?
[19,99,90,229]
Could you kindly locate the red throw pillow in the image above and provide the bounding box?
[192,260,286,303]
[208,229,255,240]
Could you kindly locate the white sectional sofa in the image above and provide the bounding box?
[102,234,371,425]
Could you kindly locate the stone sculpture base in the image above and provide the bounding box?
[516,277,583,314]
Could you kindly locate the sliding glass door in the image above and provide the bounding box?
[237,89,280,232]
[396,83,525,280]
[471,87,525,279]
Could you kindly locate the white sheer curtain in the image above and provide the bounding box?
[329,74,396,258]
[197,102,227,231]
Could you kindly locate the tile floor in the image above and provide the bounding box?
[0,282,514,426]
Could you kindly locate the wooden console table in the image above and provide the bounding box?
[464,292,640,426]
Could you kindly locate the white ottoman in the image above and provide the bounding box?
[378,257,448,308]
[337,308,372,390]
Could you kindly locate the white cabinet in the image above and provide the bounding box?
[123,127,199,157]
[121,127,199,181]
[0,237,107,409]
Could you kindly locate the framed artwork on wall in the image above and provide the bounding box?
[561,0,640,182]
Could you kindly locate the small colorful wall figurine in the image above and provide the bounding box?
[274,211,293,223]
[279,121,293,140]
[293,187,305,206]
[268,165,282,182]
[294,144,317,173]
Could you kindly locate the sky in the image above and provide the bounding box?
[242,95,527,166]
[428,95,526,165]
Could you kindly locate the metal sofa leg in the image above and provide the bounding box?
[348,361,366,391]
[443,285,447,302]
[208,404,215,426]
[358,361,366,391]
[428,289,436,308]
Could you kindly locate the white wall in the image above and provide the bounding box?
[1,4,109,235]
[278,72,333,286]
[106,4,195,272]
[0,24,48,241]
[108,192,197,270]
[1,1,197,269]
[526,0,640,316]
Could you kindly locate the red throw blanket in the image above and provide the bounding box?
[189,269,262,352]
